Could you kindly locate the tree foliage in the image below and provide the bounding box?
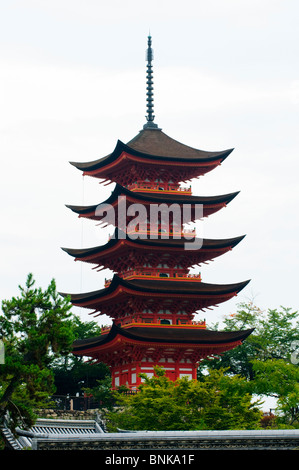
[52,315,110,396]
[106,366,262,432]
[0,274,74,436]
[199,303,299,380]
[251,359,299,427]
[198,302,299,427]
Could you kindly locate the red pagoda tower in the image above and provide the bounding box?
[61,36,252,389]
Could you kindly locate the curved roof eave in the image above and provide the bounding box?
[69,130,234,172]
[72,323,254,351]
[60,275,250,303]
[61,233,246,259]
[65,184,240,215]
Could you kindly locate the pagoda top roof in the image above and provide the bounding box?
[61,275,250,303]
[73,323,254,352]
[69,128,234,172]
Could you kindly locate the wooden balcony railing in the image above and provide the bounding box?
[127,182,192,194]
[105,270,201,287]
[100,318,206,335]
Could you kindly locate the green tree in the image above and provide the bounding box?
[251,359,299,428]
[0,274,74,439]
[52,315,110,396]
[199,303,299,380]
[106,366,262,431]
[84,375,115,410]
[198,302,299,425]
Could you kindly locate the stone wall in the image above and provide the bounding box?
[34,408,100,421]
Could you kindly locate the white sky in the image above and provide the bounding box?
[1,0,298,328]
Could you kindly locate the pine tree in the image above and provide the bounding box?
[0,273,74,438]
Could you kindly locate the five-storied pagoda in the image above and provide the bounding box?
[61,36,253,389]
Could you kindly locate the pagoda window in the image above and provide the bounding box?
[159,273,169,278]
[160,319,171,325]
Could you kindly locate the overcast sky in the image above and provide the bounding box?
[1,0,298,328]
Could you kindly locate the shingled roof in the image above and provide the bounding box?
[70,128,234,172]
[1,418,104,450]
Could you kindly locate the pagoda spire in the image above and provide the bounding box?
[143,34,159,129]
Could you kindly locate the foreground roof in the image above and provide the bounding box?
[4,417,299,450]
[2,418,104,450]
